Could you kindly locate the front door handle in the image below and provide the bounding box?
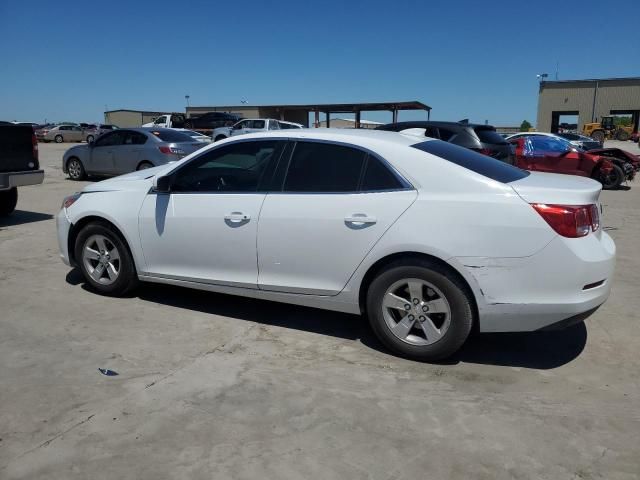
[344,214,377,225]
[224,212,251,222]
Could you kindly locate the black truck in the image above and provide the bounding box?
[0,123,45,216]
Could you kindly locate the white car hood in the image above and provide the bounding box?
[82,164,173,192]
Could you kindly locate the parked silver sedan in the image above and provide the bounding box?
[42,125,86,143]
[62,128,205,180]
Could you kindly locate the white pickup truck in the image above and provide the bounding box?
[142,113,186,129]
[212,118,303,141]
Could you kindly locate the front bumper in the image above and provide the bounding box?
[56,209,72,266]
[0,170,44,190]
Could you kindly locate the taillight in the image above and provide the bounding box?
[158,146,185,155]
[531,203,599,238]
[32,133,38,162]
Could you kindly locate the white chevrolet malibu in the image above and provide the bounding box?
[57,129,615,361]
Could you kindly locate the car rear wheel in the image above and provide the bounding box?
[86,135,94,143]
[600,164,624,190]
[75,222,138,296]
[67,157,86,180]
[366,260,474,361]
[0,187,18,216]
[54,134,63,143]
[136,161,154,171]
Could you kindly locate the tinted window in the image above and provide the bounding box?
[149,130,194,142]
[268,120,280,130]
[283,142,366,192]
[438,128,455,141]
[172,141,281,192]
[94,131,126,147]
[123,131,148,145]
[474,127,507,145]
[248,120,265,129]
[412,140,529,183]
[361,157,404,191]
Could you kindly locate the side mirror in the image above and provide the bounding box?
[155,175,172,193]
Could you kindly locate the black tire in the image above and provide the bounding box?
[616,130,630,141]
[591,130,605,143]
[86,135,94,143]
[184,121,194,129]
[600,163,624,190]
[214,135,227,142]
[66,157,86,180]
[136,161,154,171]
[0,187,18,216]
[54,134,63,143]
[74,221,139,296]
[366,259,474,361]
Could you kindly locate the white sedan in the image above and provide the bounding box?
[56,129,615,361]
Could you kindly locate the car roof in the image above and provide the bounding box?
[379,120,491,130]
[222,128,431,148]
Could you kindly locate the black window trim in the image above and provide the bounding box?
[157,138,288,195]
[270,138,414,195]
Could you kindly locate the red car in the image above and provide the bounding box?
[507,134,621,190]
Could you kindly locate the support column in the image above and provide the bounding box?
[325,112,330,128]
[314,110,320,128]
[355,110,361,129]
[392,108,398,123]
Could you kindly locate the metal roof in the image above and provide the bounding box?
[188,101,431,112]
[540,76,640,86]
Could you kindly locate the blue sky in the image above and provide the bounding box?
[1,0,639,126]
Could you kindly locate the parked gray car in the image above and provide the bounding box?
[62,128,205,180]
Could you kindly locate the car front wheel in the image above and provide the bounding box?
[67,157,86,180]
[74,222,138,296]
[366,260,474,361]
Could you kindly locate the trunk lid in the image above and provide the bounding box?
[509,171,601,205]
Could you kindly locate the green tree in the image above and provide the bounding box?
[520,120,532,132]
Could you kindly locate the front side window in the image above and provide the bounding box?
[523,136,572,155]
[153,117,165,124]
[283,142,366,192]
[268,120,280,130]
[248,120,265,129]
[171,141,282,192]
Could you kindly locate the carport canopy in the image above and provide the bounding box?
[273,101,431,128]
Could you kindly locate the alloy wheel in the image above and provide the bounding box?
[82,234,121,285]
[382,278,451,346]
[68,160,82,180]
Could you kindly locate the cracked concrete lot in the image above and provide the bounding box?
[1,141,639,479]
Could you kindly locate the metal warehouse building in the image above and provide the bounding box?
[537,77,640,133]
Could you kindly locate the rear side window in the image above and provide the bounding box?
[437,128,455,141]
[149,130,194,142]
[283,142,366,192]
[361,157,404,191]
[474,128,507,145]
[412,140,529,183]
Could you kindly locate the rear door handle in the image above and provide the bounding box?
[345,214,377,225]
[224,212,251,222]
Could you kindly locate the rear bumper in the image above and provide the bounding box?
[0,170,44,190]
[459,231,615,332]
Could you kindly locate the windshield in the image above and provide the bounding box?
[149,130,195,142]
[521,135,574,155]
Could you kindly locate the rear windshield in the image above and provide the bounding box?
[149,130,194,142]
[474,127,508,145]
[412,140,529,183]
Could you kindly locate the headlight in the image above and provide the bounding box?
[62,192,82,209]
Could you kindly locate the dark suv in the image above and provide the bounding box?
[376,121,513,164]
[185,112,242,130]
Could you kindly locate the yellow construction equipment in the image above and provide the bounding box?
[583,116,632,142]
